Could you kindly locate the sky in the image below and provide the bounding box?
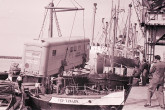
[0,0,164,59]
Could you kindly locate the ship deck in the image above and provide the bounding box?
[123,85,165,110]
[23,83,124,99]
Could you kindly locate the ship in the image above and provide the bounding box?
[0,80,23,110]
[6,1,134,110]
[90,2,142,78]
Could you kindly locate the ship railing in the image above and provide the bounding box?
[64,84,110,95]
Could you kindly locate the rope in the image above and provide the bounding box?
[132,0,146,38]
[69,11,77,38]
[53,9,62,37]
[38,9,49,39]
[73,0,83,8]
[70,0,77,8]
[62,10,78,65]
[55,0,62,7]
[82,10,86,54]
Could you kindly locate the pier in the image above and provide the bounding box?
[123,85,165,110]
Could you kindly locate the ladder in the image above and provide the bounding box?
[145,26,155,62]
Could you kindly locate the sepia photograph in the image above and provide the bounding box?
[0,0,165,110]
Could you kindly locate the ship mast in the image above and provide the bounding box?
[49,2,54,38]
[110,0,120,74]
[45,2,84,38]
[111,6,117,74]
[91,3,97,45]
[126,4,132,47]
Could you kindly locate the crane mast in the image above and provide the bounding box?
[132,0,165,62]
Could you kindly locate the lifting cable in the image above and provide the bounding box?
[73,0,83,8]
[53,9,62,37]
[58,0,86,69]
[69,11,78,39]
[62,10,78,69]
[38,9,49,39]
[82,10,86,54]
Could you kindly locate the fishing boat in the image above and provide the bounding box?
[23,68,127,110]
[0,80,19,110]
[17,1,133,110]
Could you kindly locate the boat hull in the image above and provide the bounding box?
[97,54,136,71]
[28,91,124,110]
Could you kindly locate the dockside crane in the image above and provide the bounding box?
[132,0,165,62]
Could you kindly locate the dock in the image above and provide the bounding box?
[123,85,165,110]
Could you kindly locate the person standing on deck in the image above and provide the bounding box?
[56,74,63,94]
[35,82,41,97]
[144,55,165,109]
[133,57,141,77]
[140,58,150,86]
[131,56,141,85]
[17,74,23,92]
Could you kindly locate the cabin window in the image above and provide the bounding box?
[70,47,73,52]
[52,50,56,56]
[78,45,81,50]
[74,46,77,51]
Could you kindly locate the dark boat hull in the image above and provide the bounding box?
[96,53,136,74]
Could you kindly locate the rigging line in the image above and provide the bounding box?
[53,9,62,37]
[123,13,129,35]
[108,1,115,44]
[82,10,86,52]
[115,0,120,35]
[132,0,145,38]
[43,12,49,38]
[73,0,83,8]
[56,0,62,7]
[96,32,101,43]
[70,0,77,8]
[137,36,143,44]
[63,10,78,61]
[82,10,86,38]
[38,9,49,39]
[69,10,78,39]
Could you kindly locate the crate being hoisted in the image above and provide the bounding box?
[22,37,90,77]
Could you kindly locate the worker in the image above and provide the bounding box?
[144,55,165,109]
[140,58,150,86]
[35,82,41,98]
[50,77,55,94]
[133,57,141,77]
[17,74,23,92]
[56,74,63,94]
[132,56,141,86]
